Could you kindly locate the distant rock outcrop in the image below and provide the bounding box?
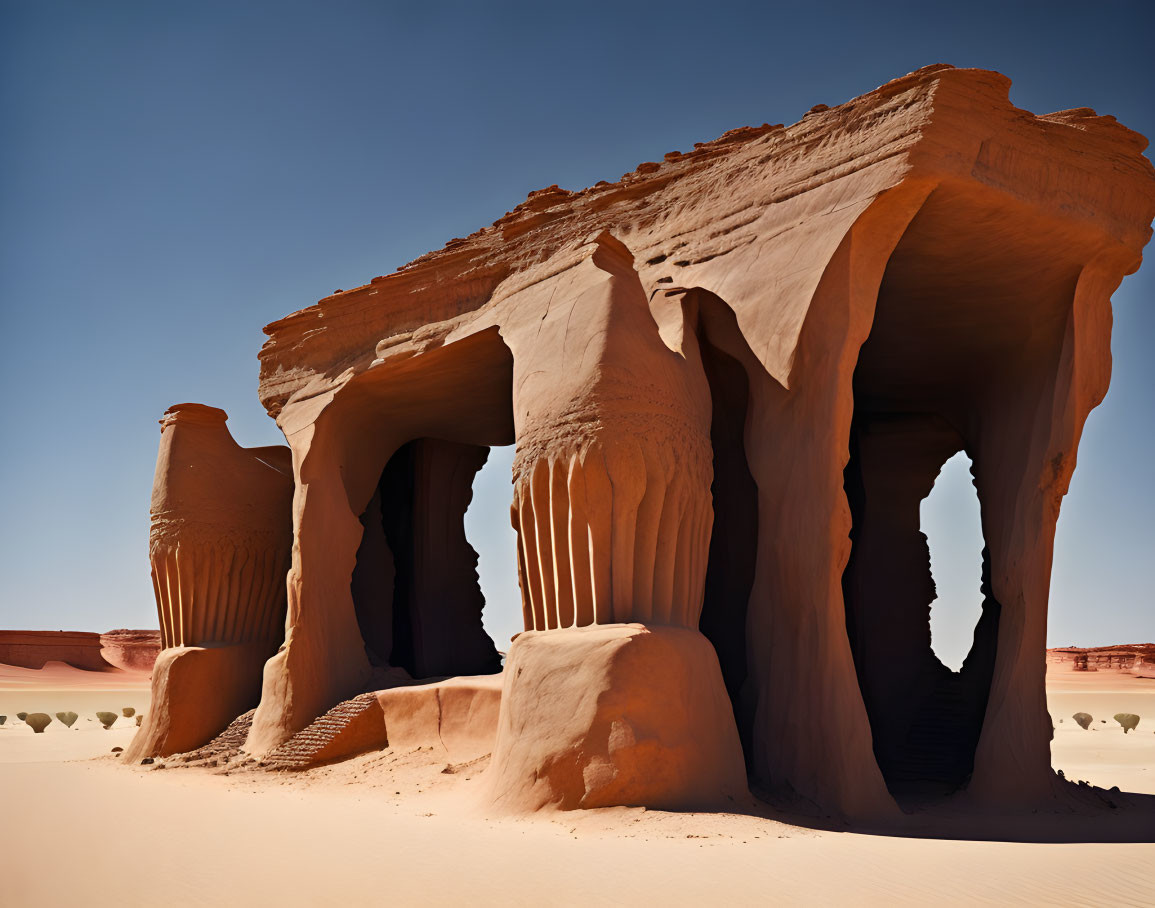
[1049,645,1155,675]
[100,630,162,672]
[0,629,160,673]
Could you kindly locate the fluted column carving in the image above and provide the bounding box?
[489,235,746,811]
[148,404,293,649]
[510,407,713,632]
[508,234,714,633]
[125,403,293,760]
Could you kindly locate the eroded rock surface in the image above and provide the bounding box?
[0,630,159,673]
[127,66,1155,818]
[124,405,293,763]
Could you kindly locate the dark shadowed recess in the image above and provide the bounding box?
[361,437,501,678]
[345,329,517,681]
[841,180,1085,798]
[693,290,760,769]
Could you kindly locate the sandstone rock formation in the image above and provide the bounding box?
[99,630,163,672]
[258,674,502,770]
[128,66,1155,817]
[489,624,747,810]
[124,405,293,762]
[0,630,160,673]
[1050,644,1155,673]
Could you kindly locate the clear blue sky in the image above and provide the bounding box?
[1,1,1152,660]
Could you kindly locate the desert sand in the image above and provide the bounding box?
[1,655,1152,907]
[0,662,152,762]
[1047,657,1154,796]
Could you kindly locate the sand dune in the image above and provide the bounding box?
[2,753,1152,907]
[0,659,152,691]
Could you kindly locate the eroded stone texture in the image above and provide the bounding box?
[507,234,715,633]
[124,404,293,762]
[0,630,159,673]
[489,625,746,811]
[127,66,1155,818]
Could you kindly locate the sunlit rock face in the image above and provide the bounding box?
[0,630,159,672]
[124,404,293,763]
[129,66,1155,818]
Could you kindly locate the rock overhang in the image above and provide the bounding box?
[255,64,1154,427]
[137,66,1155,818]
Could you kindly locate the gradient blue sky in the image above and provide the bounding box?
[1,1,1152,661]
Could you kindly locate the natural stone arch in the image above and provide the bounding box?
[126,67,1155,819]
[840,176,1123,802]
[245,326,516,754]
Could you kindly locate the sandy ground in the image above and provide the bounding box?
[0,660,1152,907]
[1047,661,1155,795]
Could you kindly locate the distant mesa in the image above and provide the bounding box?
[1048,645,1155,676]
[0,629,160,674]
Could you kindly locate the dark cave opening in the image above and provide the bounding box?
[336,327,517,684]
[842,415,1000,796]
[834,179,1093,798]
[351,437,502,680]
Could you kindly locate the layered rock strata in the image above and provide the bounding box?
[0,629,160,673]
[129,66,1155,817]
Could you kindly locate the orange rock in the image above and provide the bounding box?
[488,625,746,811]
[0,629,159,673]
[124,404,292,761]
[127,66,1155,817]
[99,630,161,672]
